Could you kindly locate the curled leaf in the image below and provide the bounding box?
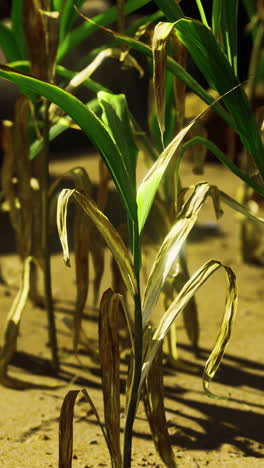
[142,182,222,326]
[203,265,237,398]
[141,260,237,399]
[57,189,137,296]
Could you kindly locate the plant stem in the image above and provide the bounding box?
[122,293,142,468]
[42,99,59,372]
[123,221,142,468]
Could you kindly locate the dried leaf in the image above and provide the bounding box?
[57,189,137,296]
[72,167,92,352]
[57,188,73,267]
[59,390,80,468]
[99,289,122,468]
[1,120,19,232]
[73,207,90,352]
[142,182,222,327]
[23,0,59,81]
[13,96,33,259]
[141,260,237,399]
[152,21,175,144]
[203,265,237,398]
[23,0,49,80]
[0,257,32,379]
[0,257,58,389]
[143,344,177,468]
[90,229,105,306]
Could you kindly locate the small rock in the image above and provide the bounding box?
[89,439,98,445]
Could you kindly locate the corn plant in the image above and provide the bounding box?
[1,0,264,466]
[0,0,153,386]
[55,85,264,468]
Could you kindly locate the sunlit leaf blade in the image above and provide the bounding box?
[220,0,238,75]
[60,48,143,97]
[98,91,138,191]
[57,189,137,296]
[174,18,264,180]
[0,258,56,389]
[59,390,79,468]
[143,344,177,468]
[142,182,222,326]
[0,22,22,62]
[0,65,137,219]
[137,119,197,234]
[57,189,72,267]
[203,265,237,398]
[57,0,152,62]
[141,260,237,397]
[153,0,183,21]
[0,256,32,381]
[152,22,175,144]
[99,289,122,468]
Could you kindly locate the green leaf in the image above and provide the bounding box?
[220,0,238,75]
[174,18,264,181]
[212,0,222,37]
[57,0,152,62]
[153,0,184,22]
[11,0,27,58]
[179,137,264,198]
[98,91,138,192]
[59,0,86,42]
[53,0,64,10]
[195,0,209,27]
[0,22,22,62]
[0,65,136,219]
[137,118,198,234]
[57,189,138,296]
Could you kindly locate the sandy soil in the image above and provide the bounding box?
[0,153,264,468]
